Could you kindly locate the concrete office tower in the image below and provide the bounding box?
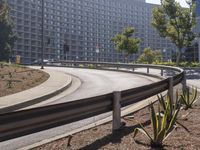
[193,0,200,33]
[195,1,200,17]
[192,0,200,62]
[196,0,200,62]
[8,0,176,64]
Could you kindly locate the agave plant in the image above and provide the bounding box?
[6,80,12,88]
[133,103,179,148]
[157,92,181,122]
[180,87,198,110]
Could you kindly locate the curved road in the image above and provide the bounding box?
[35,67,160,106]
[0,67,160,150]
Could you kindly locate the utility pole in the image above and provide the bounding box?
[198,38,200,63]
[41,0,44,69]
[95,11,100,62]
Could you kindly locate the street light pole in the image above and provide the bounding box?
[96,46,99,62]
[162,49,166,62]
[198,38,200,63]
[41,0,44,69]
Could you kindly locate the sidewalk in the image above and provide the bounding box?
[0,68,72,114]
[185,68,200,90]
[187,79,200,90]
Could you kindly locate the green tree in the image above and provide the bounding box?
[111,27,140,62]
[138,47,162,64]
[152,0,196,66]
[0,0,16,61]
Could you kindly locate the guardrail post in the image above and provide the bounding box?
[161,69,164,76]
[147,67,149,74]
[168,77,174,110]
[116,65,119,70]
[113,91,121,131]
[182,71,187,91]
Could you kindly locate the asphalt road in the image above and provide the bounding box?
[0,67,159,150]
[43,67,160,105]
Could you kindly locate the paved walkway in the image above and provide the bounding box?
[187,79,200,89]
[185,69,200,90]
[0,67,72,114]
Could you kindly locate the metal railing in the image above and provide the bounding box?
[0,61,185,142]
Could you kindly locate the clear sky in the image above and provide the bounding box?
[146,0,189,7]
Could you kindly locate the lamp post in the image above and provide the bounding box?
[194,33,200,63]
[162,49,166,62]
[41,0,44,69]
[198,39,200,63]
[96,45,99,62]
[64,43,69,61]
[76,56,79,61]
[198,33,200,63]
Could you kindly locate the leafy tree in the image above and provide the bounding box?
[111,27,140,62]
[138,47,162,64]
[0,0,16,61]
[152,0,196,66]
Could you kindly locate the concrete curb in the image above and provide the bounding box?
[0,69,72,114]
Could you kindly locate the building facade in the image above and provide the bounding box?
[186,0,200,62]
[194,0,200,62]
[8,0,176,64]
[193,0,200,14]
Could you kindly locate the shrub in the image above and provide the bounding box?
[157,92,181,122]
[153,61,176,66]
[138,48,161,64]
[8,72,12,78]
[152,61,200,67]
[0,63,4,68]
[1,75,4,79]
[190,62,200,67]
[180,87,198,110]
[7,80,12,88]
[133,103,179,148]
[88,64,94,69]
[79,64,84,68]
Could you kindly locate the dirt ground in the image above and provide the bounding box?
[33,96,200,150]
[0,63,49,97]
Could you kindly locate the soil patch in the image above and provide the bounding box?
[33,98,200,150]
[0,63,49,97]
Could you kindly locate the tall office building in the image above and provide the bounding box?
[186,0,200,62]
[193,0,200,33]
[195,0,200,16]
[8,0,176,64]
[195,0,200,62]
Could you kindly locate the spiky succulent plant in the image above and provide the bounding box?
[133,102,179,148]
[180,87,198,110]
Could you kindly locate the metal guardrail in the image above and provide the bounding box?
[0,62,185,142]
